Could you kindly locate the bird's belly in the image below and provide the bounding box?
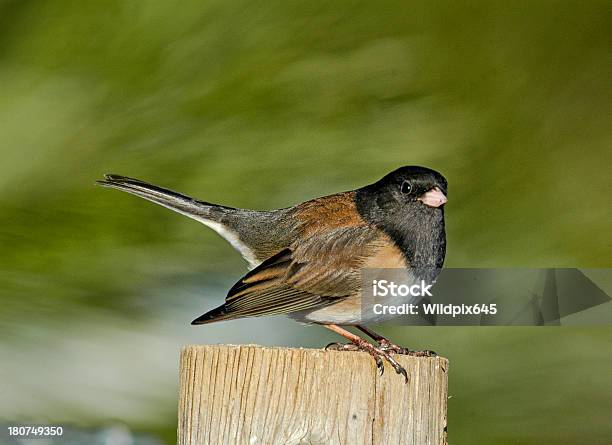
[291,295,364,325]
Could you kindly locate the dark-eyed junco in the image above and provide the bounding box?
[97,166,447,380]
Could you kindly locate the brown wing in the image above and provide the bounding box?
[192,226,391,324]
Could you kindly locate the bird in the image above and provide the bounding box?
[97,166,447,381]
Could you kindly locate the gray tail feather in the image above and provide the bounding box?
[96,174,231,223]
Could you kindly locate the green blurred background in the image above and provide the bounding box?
[1,1,611,444]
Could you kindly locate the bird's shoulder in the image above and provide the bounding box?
[291,191,366,235]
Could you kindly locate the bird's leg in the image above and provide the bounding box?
[355,325,437,357]
[323,324,408,382]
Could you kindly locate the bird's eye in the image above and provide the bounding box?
[400,181,412,194]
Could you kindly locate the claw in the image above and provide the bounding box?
[327,338,408,382]
[395,363,409,383]
[379,339,437,357]
[402,349,437,357]
[323,326,412,382]
[383,352,409,383]
[394,365,408,383]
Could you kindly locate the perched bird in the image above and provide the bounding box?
[97,166,447,380]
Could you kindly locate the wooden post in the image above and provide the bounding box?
[178,344,448,445]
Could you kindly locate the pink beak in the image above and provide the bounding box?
[418,187,447,208]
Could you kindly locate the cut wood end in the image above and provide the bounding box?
[180,343,448,373]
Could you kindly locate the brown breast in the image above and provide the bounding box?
[363,235,407,269]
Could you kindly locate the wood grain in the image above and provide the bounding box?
[178,344,448,445]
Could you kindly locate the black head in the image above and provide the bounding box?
[355,166,447,267]
[356,166,447,221]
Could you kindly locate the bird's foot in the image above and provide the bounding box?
[325,342,360,351]
[378,339,437,357]
[326,340,408,383]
